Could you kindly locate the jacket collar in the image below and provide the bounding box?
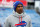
[13,10,26,18]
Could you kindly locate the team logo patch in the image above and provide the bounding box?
[15,21,27,27]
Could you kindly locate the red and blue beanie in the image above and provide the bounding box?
[13,1,23,12]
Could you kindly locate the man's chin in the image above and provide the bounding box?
[18,12,23,14]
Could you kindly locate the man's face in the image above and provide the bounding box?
[16,4,23,14]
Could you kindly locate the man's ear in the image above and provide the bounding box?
[16,7,17,10]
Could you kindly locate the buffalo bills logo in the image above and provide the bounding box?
[15,21,27,27]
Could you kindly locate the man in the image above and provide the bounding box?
[4,1,32,27]
[36,7,40,15]
[0,22,2,27]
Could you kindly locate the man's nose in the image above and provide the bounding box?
[20,7,22,9]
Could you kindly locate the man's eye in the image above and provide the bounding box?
[18,6,20,7]
[17,6,23,7]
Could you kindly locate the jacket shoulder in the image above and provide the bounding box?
[5,14,14,21]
